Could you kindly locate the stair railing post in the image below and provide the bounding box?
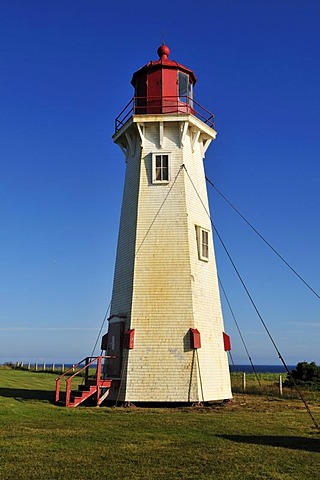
[55,378,60,403]
[84,357,89,385]
[96,356,102,406]
[66,378,71,407]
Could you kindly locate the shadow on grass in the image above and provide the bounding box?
[0,387,55,403]
[217,435,320,452]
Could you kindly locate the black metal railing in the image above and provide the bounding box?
[115,96,215,132]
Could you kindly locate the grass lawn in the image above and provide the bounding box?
[0,368,319,480]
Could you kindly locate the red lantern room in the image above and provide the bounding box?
[131,44,197,115]
[115,45,214,133]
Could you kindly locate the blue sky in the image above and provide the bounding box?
[1,0,320,365]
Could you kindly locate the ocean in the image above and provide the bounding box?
[229,365,295,373]
[11,362,296,374]
[61,363,294,373]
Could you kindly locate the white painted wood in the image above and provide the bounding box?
[136,122,145,148]
[191,130,200,152]
[159,121,164,148]
[125,131,135,157]
[180,121,188,147]
[202,138,212,157]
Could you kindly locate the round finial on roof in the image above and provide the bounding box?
[157,44,170,60]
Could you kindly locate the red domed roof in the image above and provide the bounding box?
[131,44,197,86]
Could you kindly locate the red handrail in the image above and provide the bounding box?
[55,356,113,406]
[115,96,215,132]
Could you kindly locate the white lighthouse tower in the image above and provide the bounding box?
[103,45,232,403]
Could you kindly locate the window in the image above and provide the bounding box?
[152,153,170,183]
[178,72,189,103]
[196,226,210,261]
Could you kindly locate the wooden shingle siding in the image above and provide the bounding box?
[110,116,232,402]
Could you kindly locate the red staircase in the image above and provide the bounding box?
[55,356,118,407]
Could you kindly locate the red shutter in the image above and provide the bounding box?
[223,332,231,351]
[123,329,135,349]
[190,328,201,349]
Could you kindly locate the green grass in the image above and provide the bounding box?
[0,368,319,480]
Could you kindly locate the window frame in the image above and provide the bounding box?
[196,226,210,262]
[152,152,170,184]
[188,81,194,108]
[178,71,189,103]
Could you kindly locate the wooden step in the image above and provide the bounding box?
[69,386,98,407]
[78,384,95,391]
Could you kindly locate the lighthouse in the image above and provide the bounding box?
[103,45,232,403]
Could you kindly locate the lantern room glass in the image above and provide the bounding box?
[178,72,193,108]
[178,72,188,103]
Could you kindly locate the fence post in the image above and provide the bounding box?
[43,363,46,371]
[279,375,283,396]
[62,364,65,373]
[27,362,30,370]
[52,363,55,372]
[35,363,38,371]
[242,372,246,392]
